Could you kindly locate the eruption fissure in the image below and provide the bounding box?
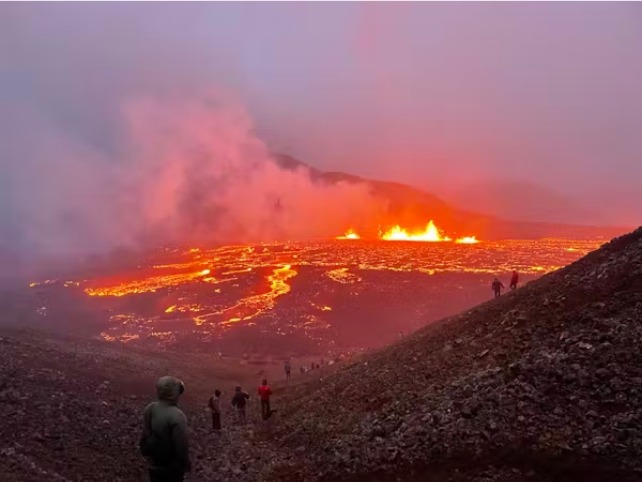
[337,220,480,244]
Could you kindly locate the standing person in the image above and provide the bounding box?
[258,379,273,420]
[491,277,504,298]
[284,359,291,381]
[510,270,519,290]
[231,386,250,425]
[140,376,191,482]
[208,389,222,432]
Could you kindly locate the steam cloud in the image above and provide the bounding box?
[1,90,384,261]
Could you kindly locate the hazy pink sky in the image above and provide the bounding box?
[1,2,641,251]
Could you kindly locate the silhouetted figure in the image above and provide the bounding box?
[492,277,504,299]
[284,359,291,380]
[258,379,273,420]
[510,270,519,290]
[208,389,222,431]
[140,376,191,482]
[231,386,250,425]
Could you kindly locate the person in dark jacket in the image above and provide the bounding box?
[140,376,191,482]
[231,386,250,424]
[510,270,519,290]
[208,389,222,431]
[491,277,504,298]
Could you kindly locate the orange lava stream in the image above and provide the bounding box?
[85,269,211,297]
[196,264,298,326]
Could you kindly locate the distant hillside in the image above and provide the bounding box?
[438,180,608,226]
[274,154,628,240]
[272,227,642,481]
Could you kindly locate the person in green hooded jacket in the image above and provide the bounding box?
[140,376,191,482]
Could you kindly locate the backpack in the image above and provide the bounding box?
[139,429,159,458]
[140,428,174,462]
[208,396,215,410]
[139,409,172,462]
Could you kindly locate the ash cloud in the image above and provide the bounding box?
[119,90,384,246]
[1,90,384,263]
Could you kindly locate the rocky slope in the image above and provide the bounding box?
[270,227,642,481]
[0,328,285,481]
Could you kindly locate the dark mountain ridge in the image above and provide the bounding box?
[274,154,629,240]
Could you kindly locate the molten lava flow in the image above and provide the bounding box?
[455,236,479,244]
[381,220,452,242]
[85,268,212,297]
[326,267,362,284]
[337,229,360,240]
[215,264,298,325]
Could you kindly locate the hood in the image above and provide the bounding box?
[156,376,183,404]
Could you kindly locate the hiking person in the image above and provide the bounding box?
[140,376,191,482]
[231,386,250,424]
[284,359,291,380]
[208,389,222,431]
[258,379,273,420]
[491,277,504,298]
[510,270,519,290]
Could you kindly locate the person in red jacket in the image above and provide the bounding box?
[510,270,519,290]
[258,379,272,420]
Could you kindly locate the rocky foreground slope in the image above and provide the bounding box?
[0,329,284,481]
[270,227,642,481]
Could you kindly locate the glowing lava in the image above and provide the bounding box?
[455,236,479,244]
[215,264,298,325]
[85,268,211,297]
[337,229,360,240]
[381,221,452,242]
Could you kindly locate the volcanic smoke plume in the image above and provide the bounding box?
[2,90,384,261]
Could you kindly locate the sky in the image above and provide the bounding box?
[1,2,641,259]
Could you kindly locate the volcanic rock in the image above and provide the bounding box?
[271,227,642,481]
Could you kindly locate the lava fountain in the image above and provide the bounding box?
[381,220,452,242]
[336,229,361,240]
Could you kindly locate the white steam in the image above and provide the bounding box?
[1,90,385,258]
